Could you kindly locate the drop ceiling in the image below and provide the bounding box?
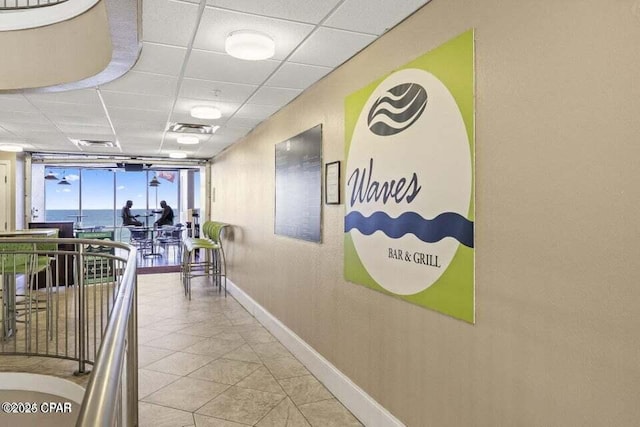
[0,0,430,160]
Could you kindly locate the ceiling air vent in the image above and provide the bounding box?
[167,123,219,135]
[70,139,117,148]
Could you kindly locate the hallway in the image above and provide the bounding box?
[136,273,362,427]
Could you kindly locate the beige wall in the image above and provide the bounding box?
[210,1,640,425]
[0,1,111,90]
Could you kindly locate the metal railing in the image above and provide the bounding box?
[0,237,138,426]
[0,0,68,10]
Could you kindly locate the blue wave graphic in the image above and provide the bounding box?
[345,211,474,248]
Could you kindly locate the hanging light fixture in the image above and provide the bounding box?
[44,170,59,180]
[149,175,160,187]
[58,170,71,185]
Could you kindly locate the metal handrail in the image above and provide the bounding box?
[0,237,138,426]
[0,0,68,10]
[76,239,137,426]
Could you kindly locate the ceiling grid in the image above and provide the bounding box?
[0,0,431,159]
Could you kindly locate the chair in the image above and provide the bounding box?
[0,238,55,348]
[157,223,184,263]
[181,221,228,299]
[126,226,152,256]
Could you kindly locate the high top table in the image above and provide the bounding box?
[0,229,57,339]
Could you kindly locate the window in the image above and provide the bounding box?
[45,167,80,224]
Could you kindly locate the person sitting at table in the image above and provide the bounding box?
[154,200,174,227]
[121,200,143,226]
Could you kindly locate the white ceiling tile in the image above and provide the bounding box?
[142,0,200,47]
[24,89,101,106]
[1,122,60,135]
[22,131,77,147]
[0,136,28,145]
[223,116,261,129]
[288,27,376,67]
[111,121,164,133]
[248,86,301,106]
[186,50,280,84]
[100,71,177,97]
[0,95,39,113]
[234,104,279,120]
[180,78,257,103]
[56,124,113,135]
[101,91,174,112]
[201,0,342,23]
[37,102,106,117]
[116,129,165,143]
[133,43,188,76]
[46,112,110,127]
[324,0,429,35]
[265,62,332,89]
[214,126,250,140]
[0,111,49,124]
[194,8,314,60]
[109,107,169,125]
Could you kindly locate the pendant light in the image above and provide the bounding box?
[58,170,71,185]
[44,171,59,181]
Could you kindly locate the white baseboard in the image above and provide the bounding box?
[226,278,405,427]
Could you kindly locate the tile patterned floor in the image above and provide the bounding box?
[136,272,363,427]
[1,272,363,426]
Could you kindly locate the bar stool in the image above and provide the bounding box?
[181,221,228,300]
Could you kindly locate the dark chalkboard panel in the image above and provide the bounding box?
[275,125,322,242]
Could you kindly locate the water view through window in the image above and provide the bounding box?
[44,167,185,241]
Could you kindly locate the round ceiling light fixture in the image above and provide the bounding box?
[225,30,275,61]
[0,144,24,152]
[191,106,222,120]
[169,152,187,159]
[177,136,200,145]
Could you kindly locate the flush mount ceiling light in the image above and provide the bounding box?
[177,136,200,145]
[225,30,275,61]
[169,152,187,159]
[0,144,24,152]
[191,106,222,120]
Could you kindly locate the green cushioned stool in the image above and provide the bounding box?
[181,221,229,300]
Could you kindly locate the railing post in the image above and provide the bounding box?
[74,243,88,376]
[126,271,138,426]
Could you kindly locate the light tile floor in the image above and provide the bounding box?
[136,272,363,427]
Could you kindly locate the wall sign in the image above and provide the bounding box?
[325,161,341,205]
[275,125,322,243]
[344,30,475,323]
